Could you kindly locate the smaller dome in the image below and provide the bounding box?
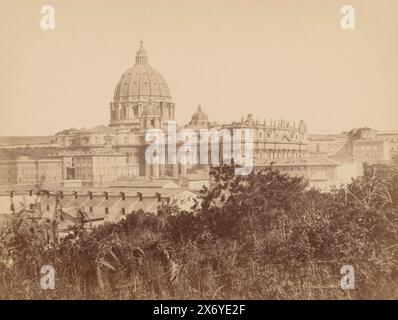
[190,105,209,125]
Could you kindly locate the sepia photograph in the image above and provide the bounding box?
[0,0,397,307]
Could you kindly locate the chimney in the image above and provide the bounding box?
[43,190,50,198]
[155,192,161,202]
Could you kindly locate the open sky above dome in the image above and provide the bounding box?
[0,0,398,135]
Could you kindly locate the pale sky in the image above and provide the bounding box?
[0,0,397,136]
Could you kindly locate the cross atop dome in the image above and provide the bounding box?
[135,40,148,65]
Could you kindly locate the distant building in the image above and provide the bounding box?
[0,136,56,149]
[48,150,135,187]
[376,130,398,157]
[308,133,348,156]
[308,127,392,173]
[253,156,358,192]
[0,157,62,185]
[325,128,390,168]
[0,187,201,235]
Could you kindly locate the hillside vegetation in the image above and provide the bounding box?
[0,164,397,299]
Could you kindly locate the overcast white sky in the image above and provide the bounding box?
[0,0,397,136]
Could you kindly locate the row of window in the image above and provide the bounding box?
[41,205,129,215]
[85,206,128,215]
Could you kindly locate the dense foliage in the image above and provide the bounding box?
[0,164,397,299]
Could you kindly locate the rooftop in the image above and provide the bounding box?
[254,156,340,167]
[0,136,55,146]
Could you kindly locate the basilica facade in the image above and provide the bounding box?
[54,42,308,181]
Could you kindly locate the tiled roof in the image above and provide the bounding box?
[307,133,347,141]
[254,156,340,167]
[84,125,115,134]
[309,171,328,181]
[180,173,210,181]
[111,179,179,188]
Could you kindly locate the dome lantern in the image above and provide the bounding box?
[135,40,148,65]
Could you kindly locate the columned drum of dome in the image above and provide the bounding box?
[190,105,209,128]
[109,41,175,130]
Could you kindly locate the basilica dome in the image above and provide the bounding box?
[110,41,175,129]
[113,41,171,100]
